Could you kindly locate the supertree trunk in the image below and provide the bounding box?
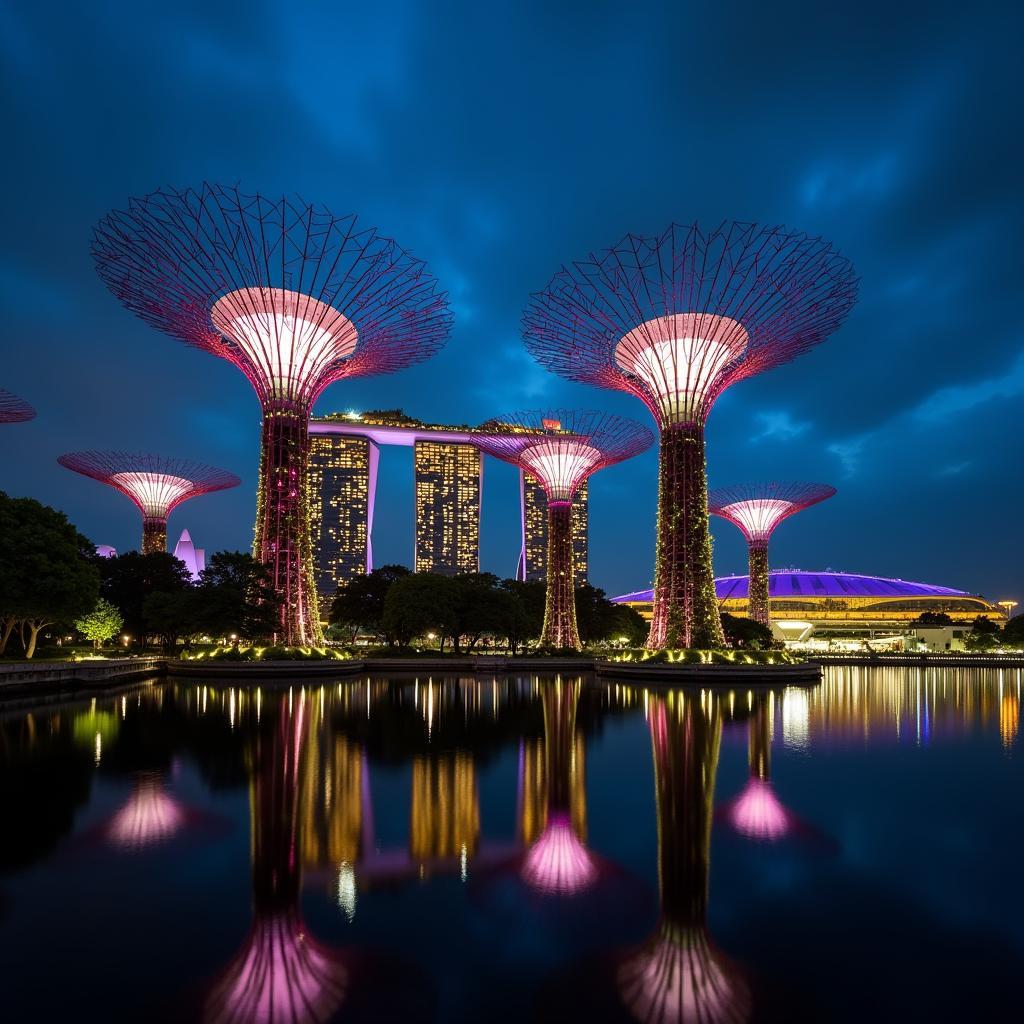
[541,502,580,649]
[142,516,167,554]
[254,402,323,645]
[749,695,771,781]
[648,424,724,650]
[746,541,770,627]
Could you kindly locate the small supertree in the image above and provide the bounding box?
[708,482,835,626]
[57,451,239,554]
[92,184,451,644]
[524,222,856,649]
[0,389,35,423]
[475,410,652,649]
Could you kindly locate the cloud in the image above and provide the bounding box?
[912,351,1024,422]
[752,410,811,442]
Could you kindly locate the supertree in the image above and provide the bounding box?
[475,410,652,649]
[523,222,856,649]
[57,451,239,555]
[92,184,452,644]
[617,691,751,1024]
[0,389,35,423]
[708,481,836,626]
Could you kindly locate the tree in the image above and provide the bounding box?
[970,615,999,635]
[721,612,775,650]
[330,564,411,641]
[499,579,545,645]
[381,574,456,647]
[99,551,192,643]
[143,590,201,650]
[196,551,280,641]
[75,598,124,650]
[0,492,100,658]
[913,611,953,627]
[1003,614,1024,645]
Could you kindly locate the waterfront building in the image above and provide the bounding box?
[613,570,1009,642]
[307,434,379,597]
[414,440,482,575]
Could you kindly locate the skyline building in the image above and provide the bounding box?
[308,433,379,598]
[519,471,588,584]
[414,440,482,575]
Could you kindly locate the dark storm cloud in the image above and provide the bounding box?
[0,0,1020,600]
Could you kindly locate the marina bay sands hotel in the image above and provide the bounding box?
[307,411,587,597]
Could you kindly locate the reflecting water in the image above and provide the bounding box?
[1,667,1023,1022]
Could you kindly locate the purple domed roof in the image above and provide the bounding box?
[613,571,971,604]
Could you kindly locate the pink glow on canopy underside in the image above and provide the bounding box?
[107,780,185,849]
[519,440,602,503]
[727,778,790,841]
[521,813,598,895]
[619,926,751,1024]
[614,313,749,425]
[205,913,348,1024]
[110,472,195,517]
[211,287,358,403]
[718,499,797,542]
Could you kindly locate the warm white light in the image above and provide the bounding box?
[718,499,795,541]
[110,472,193,517]
[520,440,602,502]
[615,313,748,424]
[336,862,357,922]
[211,287,358,401]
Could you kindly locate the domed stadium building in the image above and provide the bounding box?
[613,570,1007,646]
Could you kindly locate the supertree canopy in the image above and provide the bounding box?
[475,410,652,649]
[57,451,240,554]
[92,184,452,644]
[708,481,836,626]
[524,222,856,649]
[0,388,36,423]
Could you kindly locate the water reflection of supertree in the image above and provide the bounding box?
[106,773,186,850]
[721,695,792,843]
[618,693,750,1024]
[205,696,349,1024]
[520,677,597,896]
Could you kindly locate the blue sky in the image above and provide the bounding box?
[1,0,1020,602]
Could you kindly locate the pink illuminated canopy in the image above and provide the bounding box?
[520,439,602,503]
[107,778,185,849]
[615,313,749,426]
[521,813,598,896]
[110,471,195,517]
[211,287,358,403]
[708,482,836,543]
[725,778,791,842]
[204,912,349,1024]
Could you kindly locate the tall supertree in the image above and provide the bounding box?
[92,184,452,644]
[57,451,239,554]
[523,222,856,649]
[475,410,652,649]
[617,691,751,1024]
[0,389,35,423]
[708,481,836,626]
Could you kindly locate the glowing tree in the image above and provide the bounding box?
[92,184,452,644]
[519,678,597,895]
[524,223,856,649]
[708,482,835,626]
[0,389,35,423]
[617,692,751,1024]
[57,451,239,555]
[476,410,652,649]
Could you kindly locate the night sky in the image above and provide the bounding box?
[1,1,1021,603]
